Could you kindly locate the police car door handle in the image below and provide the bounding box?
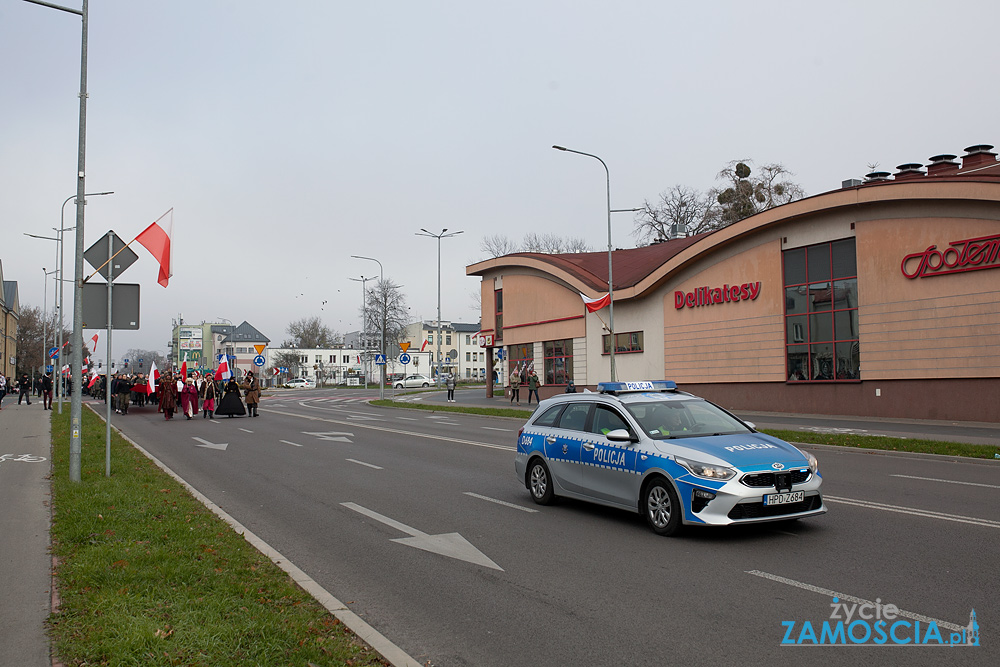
[545,436,557,444]
[583,442,595,451]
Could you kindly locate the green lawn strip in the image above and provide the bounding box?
[761,429,1000,460]
[370,400,997,460]
[370,399,532,419]
[48,408,388,667]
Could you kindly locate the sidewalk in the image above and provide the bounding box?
[0,400,53,666]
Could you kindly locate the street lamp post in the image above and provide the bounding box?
[416,228,463,387]
[41,268,57,377]
[350,256,386,400]
[552,145,617,381]
[348,275,375,390]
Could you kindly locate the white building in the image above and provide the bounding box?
[402,320,487,380]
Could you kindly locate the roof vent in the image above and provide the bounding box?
[893,163,925,180]
[864,171,892,183]
[960,144,998,170]
[841,178,863,189]
[926,153,960,176]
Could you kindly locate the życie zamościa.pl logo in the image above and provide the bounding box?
[901,233,1000,279]
[781,597,980,647]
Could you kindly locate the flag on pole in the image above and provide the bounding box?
[215,356,231,381]
[147,362,159,394]
[135,208,174,288]
[89,333,99,354]
[421,339,429,352]
[580,292,611,313]
[180,361,187,379]
[88,371,100,389]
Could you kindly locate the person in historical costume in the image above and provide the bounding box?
[159,372,178,420]
[216,378,246,417]
[200,372,217,419]
[180,377,200,419]
[242,371,261,417]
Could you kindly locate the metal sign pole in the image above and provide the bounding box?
[105,231,113,477]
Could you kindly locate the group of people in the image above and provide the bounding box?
[155,371,260,421]
[509,367,543,406]
[0,372,55,410]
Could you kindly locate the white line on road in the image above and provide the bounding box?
[464,492,538,513]
[889,474,1000,489]
[825,495,1000,528]
[239,428,253,433]
[279,440,303,447]
[746,570,964,632]
[481,426,514,432]
[346,458,383,470]
[396,416,417,421]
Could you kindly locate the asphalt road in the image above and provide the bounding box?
[105,388,998,666]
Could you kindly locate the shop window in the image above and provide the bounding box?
[602,331,644,354]
[543,339,574,386]
[508,343,533,382]
[783,239,860,382]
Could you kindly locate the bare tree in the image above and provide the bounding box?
[522,232,591,254]
[711,159,805,226]
[283,316,337,349]
[122,348,167,374]
[633,185,721,243]
[271,351,302,378]
[362,280,410,352]
[480,234,520,258]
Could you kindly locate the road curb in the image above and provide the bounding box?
[93,406,422,667]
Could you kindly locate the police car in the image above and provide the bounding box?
[514,381,825,536]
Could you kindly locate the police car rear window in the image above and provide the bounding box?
[533,404,564,427]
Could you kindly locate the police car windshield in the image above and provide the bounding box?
[624,399,751,440]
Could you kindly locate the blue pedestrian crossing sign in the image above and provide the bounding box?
[253,354,265,366]
[398,352,411,365]
[374,354,387,365]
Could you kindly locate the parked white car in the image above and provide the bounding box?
[394,374,432,388]
[285,378,316,388]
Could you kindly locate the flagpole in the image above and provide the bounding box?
[83,236,139,284]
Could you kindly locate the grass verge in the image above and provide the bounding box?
[48,407,389,667]
[370,400,1000,460]
[762,428,1000,460]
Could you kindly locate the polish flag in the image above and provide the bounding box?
[88,371,100,389]
[215,356,231,381]
[420,340,429,352]
[180,361,187,379]
[135,208,174,288]
[581,292,611,313]
[89,333,99,354]
[147,362,159,394]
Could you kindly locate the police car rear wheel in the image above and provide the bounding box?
[528,459,554,505]
[643,478,681,536]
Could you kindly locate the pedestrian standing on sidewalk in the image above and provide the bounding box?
[509,368,522,406]
[0,373,6,409]
[17,373,32,405]
[446,373,456,402]
[41,372,53,410]
[526,369,542,404]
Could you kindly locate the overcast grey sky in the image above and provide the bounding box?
[3,1,998,359]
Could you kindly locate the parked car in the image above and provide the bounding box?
[285,378,315,388]
[394,374,432,388]
[385,373,405,386]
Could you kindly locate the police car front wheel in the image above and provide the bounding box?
[642,478,682,536]
[528,459,555,505]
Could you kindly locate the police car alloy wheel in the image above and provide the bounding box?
[643,477,682,536]
[528,460,554,505]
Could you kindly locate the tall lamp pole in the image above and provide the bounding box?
[348,275,375,391]
[552,145,617,381]
[416,228,463,386]
[351,256,386,400]
[41,268,57,376]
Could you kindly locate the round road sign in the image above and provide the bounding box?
[253,354,265,366]
[399,352,411,365]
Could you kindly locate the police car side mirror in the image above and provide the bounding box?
[744,421,756,430]
[605,428,637,443]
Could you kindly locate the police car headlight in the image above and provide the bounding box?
[804,451,819,474]
[675,456,736,481]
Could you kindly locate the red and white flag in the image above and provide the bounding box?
[89,333,99,354]
[215,356,231,381]
[420,340,429,352]
[147,362,159,394]
[581,292,611,313]
[135,208,174,288]
[180,361,187,379]
[88,371,100,389]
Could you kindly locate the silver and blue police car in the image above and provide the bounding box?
[515,381,825,536]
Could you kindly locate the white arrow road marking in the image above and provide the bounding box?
[280,440,303,447]
[346,458,383,470]
[342,502,503,571]
[192,437,228,451]
[303,431,354,443]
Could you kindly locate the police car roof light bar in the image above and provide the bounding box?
[597,380,677,395]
